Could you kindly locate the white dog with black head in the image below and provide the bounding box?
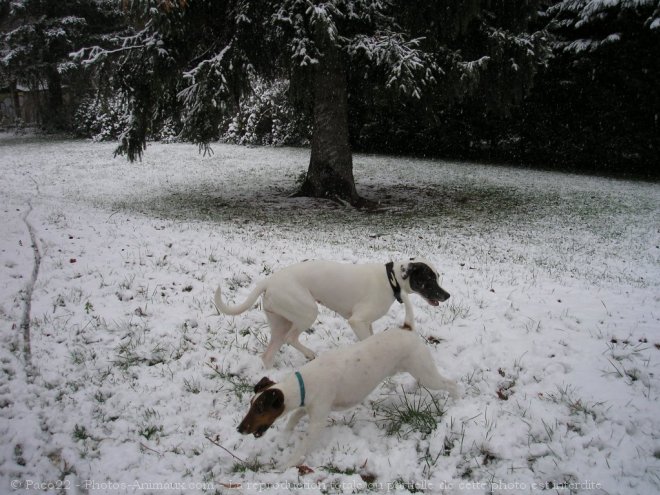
[214,258,450,367]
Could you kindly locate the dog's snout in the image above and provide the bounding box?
[441,290,450,301]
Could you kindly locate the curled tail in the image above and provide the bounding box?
[214,281,266,316]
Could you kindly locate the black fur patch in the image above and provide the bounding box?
[385,262,403,303]
[408,263,450,302]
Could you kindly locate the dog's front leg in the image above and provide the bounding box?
[280,415,325,470]
[284,408,306,432]
[400,292,415,331]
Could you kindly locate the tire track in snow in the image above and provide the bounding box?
[19,203,40,370]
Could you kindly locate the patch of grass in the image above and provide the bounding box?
[138,408,163,441]
[545,384,606,420]
[112,321,150,370]
[602,338,651,389]
[605,338,650,360]
[93,390,109,403]
[206,363,254,400]
[147,342,168,366]
[439,299,471,325]
[139,425,163,441]
[119,274,136,290]
[419,442,446,478]
[464,368,482,390]
[322,464,357,475]
[389,477,425,493]
[328,411,357,428]
[442,416,467,457]
[70,348,86,365]
[73,424,90,441]
[183,377,201,394]
[226,275,249,291]
[523,318,541,333]
[14,444,26,466]
[374,387,448,438]
[231,458,263,473]
[113,347,144,370]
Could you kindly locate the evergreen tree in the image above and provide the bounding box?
[348,1,550,159]
[0,0,125,129]
[79,1,549,204]
[518,0,660,174]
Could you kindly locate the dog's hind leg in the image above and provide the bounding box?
[268,287,318,361]
[348,317,373,341]
[286,331,316,361]
[262,311,315,366]
[261,311,291,368]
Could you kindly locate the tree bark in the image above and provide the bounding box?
[295,43,362,205]
[10,79,21,122]
[45,65,65,129]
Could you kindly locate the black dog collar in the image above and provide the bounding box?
[385,262,403,304]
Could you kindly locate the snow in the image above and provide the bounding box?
[0,133,659,494]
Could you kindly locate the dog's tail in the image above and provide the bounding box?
[214,282,266,316]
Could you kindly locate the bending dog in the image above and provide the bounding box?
[214,258,450,367]
[237,329,459,469]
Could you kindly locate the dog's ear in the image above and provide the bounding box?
[262,389,284,410]
[254,376,276,393]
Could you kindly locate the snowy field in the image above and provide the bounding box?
[1,133,659,495]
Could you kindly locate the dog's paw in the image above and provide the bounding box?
[304,352,316,361]
[278,452,306,471]
[447,382,461,401]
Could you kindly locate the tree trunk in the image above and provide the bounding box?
[9,79,21,123]
[295,43,362,205]
[45,65,65,129]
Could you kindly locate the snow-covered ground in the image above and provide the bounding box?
[1,133,658,494]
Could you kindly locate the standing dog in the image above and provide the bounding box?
[237,329,459,469]
[214,258,450,367]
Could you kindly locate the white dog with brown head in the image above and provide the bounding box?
[237,329,459,469]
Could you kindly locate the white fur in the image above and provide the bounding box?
[215,260,431,367]
[249,329,459,469]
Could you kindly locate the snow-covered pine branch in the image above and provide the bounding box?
[71,44,147,66]
[457,55,490,93]
[347,32,439,98]
[549,0,658,27]
[178,43,233,107]
[306,1,343,43]
[548,0,660,52]
[176,41,252,150]
[71,24,169,66]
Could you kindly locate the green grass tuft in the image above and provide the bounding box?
[375,387,448,438]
